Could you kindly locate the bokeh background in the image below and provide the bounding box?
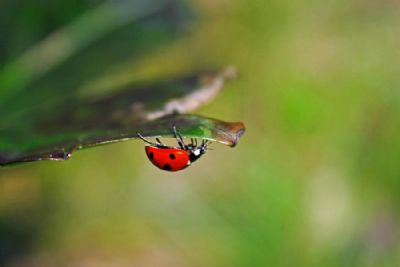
[1,0,400,266]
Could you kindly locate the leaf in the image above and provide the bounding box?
[132,114,245,147]
[0,68,245,166]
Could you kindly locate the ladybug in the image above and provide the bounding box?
[137,126,209,172]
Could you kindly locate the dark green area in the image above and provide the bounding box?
[0,0,245,166]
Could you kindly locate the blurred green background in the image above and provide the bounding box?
[1,0,400,266]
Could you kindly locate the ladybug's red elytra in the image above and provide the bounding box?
[137,126,209,172]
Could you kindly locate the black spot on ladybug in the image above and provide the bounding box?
[148,152,154,160]
[163,164,172,171]
[169,153,176,160]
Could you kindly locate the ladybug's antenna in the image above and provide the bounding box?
[202,140,211,149]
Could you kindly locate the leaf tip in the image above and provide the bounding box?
[214,121,246,147]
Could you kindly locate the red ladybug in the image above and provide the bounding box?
[137,126,209,172]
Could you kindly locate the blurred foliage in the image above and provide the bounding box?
[1,0,400,267]
[0,0,244,166]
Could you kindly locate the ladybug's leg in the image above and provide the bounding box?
[190,138,198,147]
[137,133,160,146]
[173,126,186,149]
[156,138,164,146]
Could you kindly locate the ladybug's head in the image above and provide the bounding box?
[187,139,209,163]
